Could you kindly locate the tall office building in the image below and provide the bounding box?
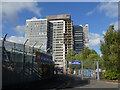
[83,24,89,48]
[49,20,66,68]
[73,25,84,54]
[25,18,48,51]
[73,24,89,53]
[46,14,73,70]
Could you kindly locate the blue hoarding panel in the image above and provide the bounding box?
[40,53,53,64]
[72,61,81,65]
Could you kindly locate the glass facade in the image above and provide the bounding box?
[73,25,84,54]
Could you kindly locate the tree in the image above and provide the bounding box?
[65,48,102,70]
[90,49,97,54]
[75,52,83,61]
[65,49,77,69]
[65,49,76,61]
[100,25,120,80]
[85,54,102,69]
[86,54,101,61]
[80,47,91,60]
[75,48,101,69]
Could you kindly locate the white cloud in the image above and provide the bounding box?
[89,33,103,47]
[27,17,38,20]
[86,11,94,16]
[98,2,118,18]
[86,2,118,18]
[110,21,120,30]
[14,25,25,35]
[7,36,25,44]
[2,2,42,24]
[102,30,106,35]
[86,8,96,16]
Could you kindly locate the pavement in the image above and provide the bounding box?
[2,74,119,90]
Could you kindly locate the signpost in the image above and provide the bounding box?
[72,61,81,65]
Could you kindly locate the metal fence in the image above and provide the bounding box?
[1,40,54,86]
[67,61,104,80]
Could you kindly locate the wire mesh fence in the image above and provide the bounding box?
[1,40,54,86]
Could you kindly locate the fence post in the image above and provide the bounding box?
[97,61,100,80]
[66,60,67,75]
[0,40,4,90]
[81,61,83,80]
[1,33,7,89]
[22,39,28,81]
[32,42,37,80]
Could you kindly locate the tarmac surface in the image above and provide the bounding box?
[2,74,119,90]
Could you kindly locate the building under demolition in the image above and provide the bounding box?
[25,14,89,70]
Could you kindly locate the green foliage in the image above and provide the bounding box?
[86,54,101,61]
[65,48,101,70]
[81,47,91,60]
[82,54,101,69]
[100,25,120,80]
[103,70,120,80]
[75,52,83,61]
[65,49,76,61]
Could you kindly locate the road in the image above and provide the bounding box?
[3,74,119,90]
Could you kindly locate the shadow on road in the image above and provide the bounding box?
[2,74,90,89]
[58,74,90,89]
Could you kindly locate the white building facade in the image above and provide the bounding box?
[25,18,48,51]
[49,20,66,68]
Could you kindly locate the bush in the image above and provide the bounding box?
[103,69,120,80]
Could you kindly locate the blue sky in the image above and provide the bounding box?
[1,2,118,55]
